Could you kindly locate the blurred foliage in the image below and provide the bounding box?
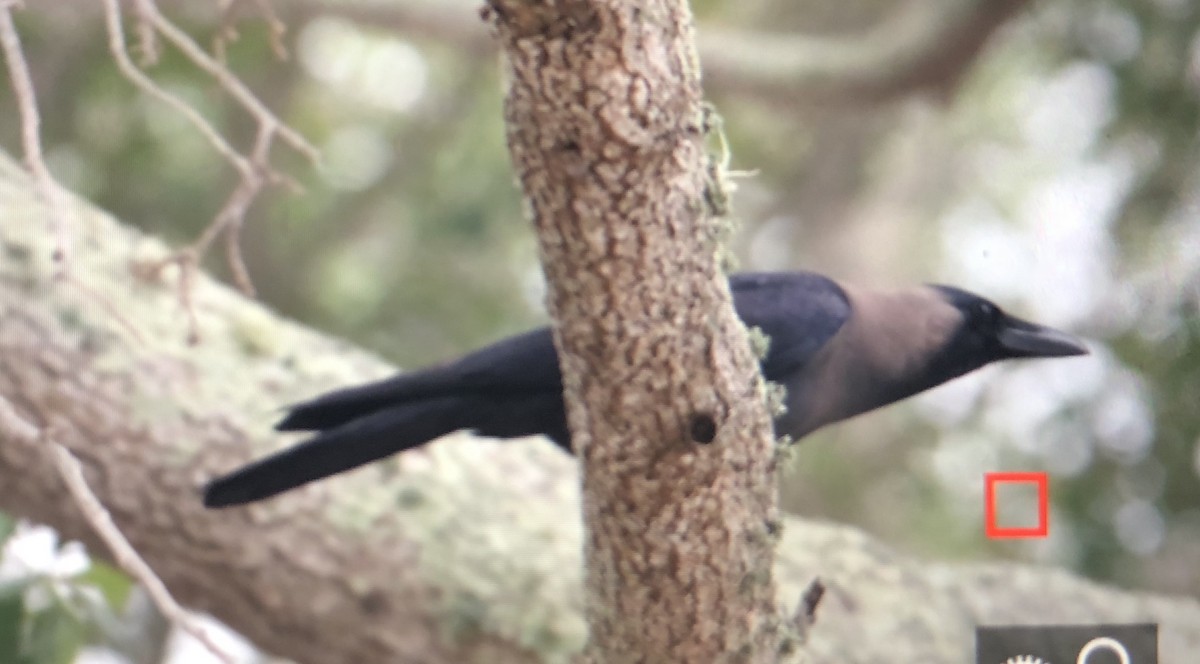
[0,0,1198,661]
[0,513,13,542]
[0,522,133,664]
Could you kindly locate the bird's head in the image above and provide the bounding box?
[925,284,1089,381]
[779,280,1090,437]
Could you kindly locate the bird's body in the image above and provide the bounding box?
[203,271,1086,508]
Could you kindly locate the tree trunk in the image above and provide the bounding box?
[487,1,784,661]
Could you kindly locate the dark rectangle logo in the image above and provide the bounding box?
[976,623,1157,663]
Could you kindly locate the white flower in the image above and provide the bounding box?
[0,522,90,581]
[0,522,92,612]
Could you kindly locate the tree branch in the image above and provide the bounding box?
[0,150,1197,662]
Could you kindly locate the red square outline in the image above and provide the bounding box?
[985,471,1049,539]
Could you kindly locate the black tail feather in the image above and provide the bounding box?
[204,397,466,508]
[274,375,430,432]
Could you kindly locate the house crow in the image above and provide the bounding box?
[203,271,1087,508]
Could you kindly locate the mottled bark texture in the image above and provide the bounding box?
[2,153,1200,664]
[485,2,783,662]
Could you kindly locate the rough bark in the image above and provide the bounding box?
[486,1,784,662]
[1,152,1200,663]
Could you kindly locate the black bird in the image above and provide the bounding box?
[203,271,1087,508]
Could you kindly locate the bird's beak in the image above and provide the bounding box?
[997,315,1089,358]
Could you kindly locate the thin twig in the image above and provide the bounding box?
[213,0,287,62]
[799,577,825,624]
[103,0,316,334]
[791,576,825,641]
[103,0,252,178]
[154,156,266,336]
[2,1,152,344]
[132,0,317,163]
[52,446,235,664]
[149,123,275,339]
[0,398,234,664]
[0,1,70,264]
[221,123,277,295]
[130,0,160,66]
[253,0,290,60]
[212,0,239,63]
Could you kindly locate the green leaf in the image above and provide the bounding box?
[0,581,27,664]
[0,512,15,544]
[24,601,86,664]
[78,562,132,609]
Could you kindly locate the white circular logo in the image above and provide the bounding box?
[1077,636,1131,664]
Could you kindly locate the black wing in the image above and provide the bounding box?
[730,272,850,381]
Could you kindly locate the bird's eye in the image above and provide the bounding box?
[972,301,999,328]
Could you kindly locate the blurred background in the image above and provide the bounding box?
[0,0,1197,661]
